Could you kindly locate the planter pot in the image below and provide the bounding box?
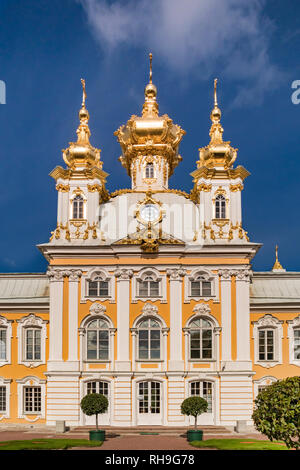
[89,430,105,441]
[187,430,203,442]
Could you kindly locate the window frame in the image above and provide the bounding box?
[24,327,42,362]
[132,268,166,303]
[137,318,162,361]
[215,194,226,219]
[188,318,214,361]
[190,380,213,413]
[17,314,48,367]
[86,318,110,362]
[145,163,155,179]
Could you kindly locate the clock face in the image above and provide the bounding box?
[140,204,160,223]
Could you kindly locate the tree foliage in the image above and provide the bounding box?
[252,376,300,450]
[181,396,208,430]
[80,393,109,430]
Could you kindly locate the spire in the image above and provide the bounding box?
[272,245,285,272]
[142,52,158,117]
[209,77,223,144]
[195,78,238,170]
[62,79,102,169]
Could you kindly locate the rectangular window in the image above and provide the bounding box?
[294,329,300,360]
[190,280,211,297]
[0,329,6,361]
[138,280,159,297]
[259,329,274,361]
[24,386,41,413]
[88,280,109,297]
[25,329,41,361]
[0,386,6,412]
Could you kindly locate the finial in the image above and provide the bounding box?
[272,244,285,271]
[149,53,153,84]
[81,78,87,107]
[214,78,218,106]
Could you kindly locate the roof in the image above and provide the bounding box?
[250,272,300,307]
[0,274,49,306]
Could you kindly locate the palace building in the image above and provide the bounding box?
[0,56,299,428]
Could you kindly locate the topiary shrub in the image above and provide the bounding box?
[252,376,300,450]
[80,393,109,431]
[181,396,208,430]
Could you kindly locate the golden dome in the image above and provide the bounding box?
[62,79,103,170]
[114,53,185,177]
[197,78,237,170]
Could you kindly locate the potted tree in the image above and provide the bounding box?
[80,393,109,441]
[181,396,208,441]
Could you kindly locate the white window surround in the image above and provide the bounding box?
[79,306,116,365]
[252,315,283,368]
[253,375,277,399]
[0,316,13,367]
[132,267,167,303]
[184,268,219,303]
[0,377,12,420]
[81,268,115,303]
[131,376,168,426]
[16,376,46,421]
[287,315,300,365]
[16,314,48,367]
[183,307,221,363]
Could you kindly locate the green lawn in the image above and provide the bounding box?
[190,438,290,451]
[0,438,103,451]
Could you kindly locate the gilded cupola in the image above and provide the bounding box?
[62,79,103,170]
[197,79,238,170]
[114,54,186,191]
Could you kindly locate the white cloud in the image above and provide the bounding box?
[79,0,283,106]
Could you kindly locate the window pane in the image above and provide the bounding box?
[149,282,159,296]
[139,282,148,297]
[191,281,201,296]
[34,330,41,360]
[26,330,33,360]
[99,281,109,296]
[88,282,98,296]
[87,331,97,359]
[202,282,211,296]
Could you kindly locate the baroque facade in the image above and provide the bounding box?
[0,58,299,428]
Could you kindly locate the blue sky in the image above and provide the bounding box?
[0,0,300,273]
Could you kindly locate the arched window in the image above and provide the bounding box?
[190,380,213,413]
[215,194,226,219]
[138,275,160,298]
[72,195,84,219]
[145,163,154,179]
[138,318,161,360]
[88,276,109,297]
[190,276,212,297]
[86,319,109,360]
[189,318,213,359]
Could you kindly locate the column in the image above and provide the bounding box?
[115,268,133,371]
[235,268,252,365]
[219,269,232,363]
[47,268,65,367]
[167,268,186,370]
[67,269,82,368]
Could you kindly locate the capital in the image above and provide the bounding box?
[114,268,134,281]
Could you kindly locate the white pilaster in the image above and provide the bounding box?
[167,268,186,370]
[47,269,65,365]
[219,269,232,363]
[235,268,251,363]
[115,268,133,371]
[67,270,82,366]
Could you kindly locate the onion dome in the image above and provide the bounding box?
[114,53,186,178]
[62,79,103,170]
[197,78,238,170]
